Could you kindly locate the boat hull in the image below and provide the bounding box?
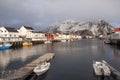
[35,68,49,76]
[93,60,111,76]
[34,62,50,76]
[44,40,52,44]
[93,61,102,76]
[61,40,67,42]
[0,44,12,50]
[22,42,32,46]
[104,39,111,44]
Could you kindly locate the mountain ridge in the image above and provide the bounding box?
[43,20,114,36]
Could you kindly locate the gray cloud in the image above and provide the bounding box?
[0,0,120,30]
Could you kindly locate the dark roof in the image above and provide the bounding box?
[4,27,18,32]
[32,31,40,33]
[23,26,34,30]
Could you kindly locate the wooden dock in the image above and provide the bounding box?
[1,53,55,80]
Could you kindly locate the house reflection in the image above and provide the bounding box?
[113,48,120,59]
[0,45,45,68]
[0,51,10,68]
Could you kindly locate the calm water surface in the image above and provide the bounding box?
[0,39,120,80]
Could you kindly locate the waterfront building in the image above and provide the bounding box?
[0,25,82,44]
[54,33,82,40]
[32,31,47,41]
[114,28,120,33]
[54,33,67,40]
[74,35,82,39]
[111,28,120,39]
[18,26,47,41]
[18,25,34,40]
[45,33,54,40]
[0,26,22,42]
[86,35,94,39]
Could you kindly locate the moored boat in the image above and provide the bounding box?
[61,39,67,42]
[44,40,52,44]
[33,62,50,76]
[22,42,32,46]
[104,39,111,44]
[0,42,12,50]
[93,60,111,76]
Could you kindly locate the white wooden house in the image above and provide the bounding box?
[32,31,47,41]
[17,25,34,39]
[54,33,67,40]
[0,26,22,42]
[18,26,47,41]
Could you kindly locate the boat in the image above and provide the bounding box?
[0,42,12,50]
[61,39,67,42]
[93,60,111,76]
[44,40,52,44]
[33,62,50,76]
[104,39,111,44]
[22,42,32,46]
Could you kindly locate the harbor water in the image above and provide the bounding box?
[0,39,120,80]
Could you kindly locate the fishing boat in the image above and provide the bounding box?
[22,42,32,47]
[0,42,12,50]
[93,60,111,76]
[33,62,50,76]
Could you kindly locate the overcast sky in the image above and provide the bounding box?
[0,0,120,30]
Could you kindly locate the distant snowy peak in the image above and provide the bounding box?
[44,20,114,36]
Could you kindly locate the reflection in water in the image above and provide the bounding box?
[0,39,120,80]
[0,51,10,68]
[0,45,47,68]
[46,43,54,53]
[97,76,111,80]
[113,48,120,59]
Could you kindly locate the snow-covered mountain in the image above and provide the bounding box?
[44,20,114,36]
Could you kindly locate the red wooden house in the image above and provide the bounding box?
[114,28,120,33]
[45,33,54,40]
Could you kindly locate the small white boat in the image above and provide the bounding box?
[93,60,111,76]
[33,62,50,76]
[61,40,67,42]
[44,40,52,44]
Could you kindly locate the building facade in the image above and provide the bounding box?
[0,27,22,42]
